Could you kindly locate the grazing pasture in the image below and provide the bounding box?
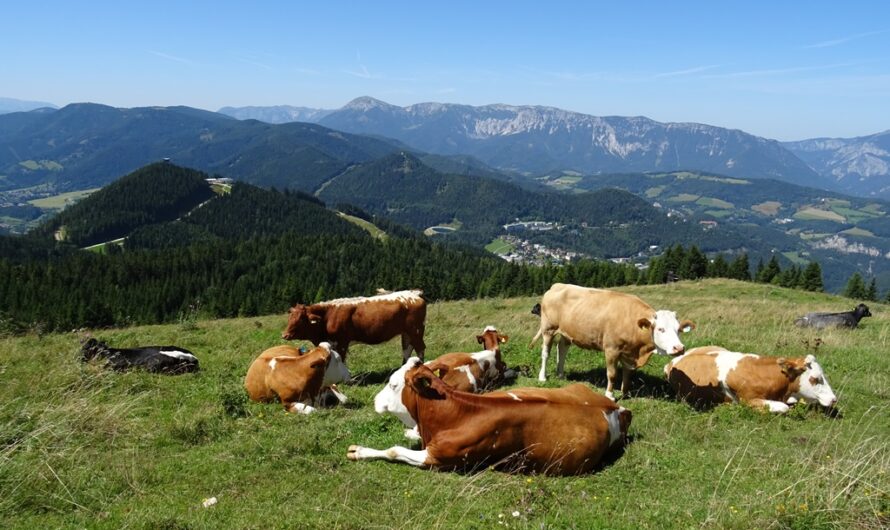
[0,279,887,529]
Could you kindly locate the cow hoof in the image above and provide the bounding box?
[347,445,361,460]
[605,392,615,401]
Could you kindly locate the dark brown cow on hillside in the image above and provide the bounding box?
[282,289,427,362]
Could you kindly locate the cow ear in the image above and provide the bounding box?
[309,358,326,370]
[499,335,509,344]
[476,335,484,344]
[680,320,695,333]
[778,358,805,380]
[637,318,653,330]
[804,354,816,368]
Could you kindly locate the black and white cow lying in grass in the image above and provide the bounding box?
[80,338,199,374]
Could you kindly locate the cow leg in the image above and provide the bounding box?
[556,336,571,378]
[401,333,424,362]
[746,398,790,414]
[538,331,555,382]
[620,364,633,397]
[347,445,431,467]
[404,426,421,441]
[286,402,317,414]
[604,351,619,401]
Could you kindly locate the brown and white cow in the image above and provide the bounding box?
[664,346,838,413]
[531,283,694,399]
[350,362,632,475]
[374,326,511,440]
[244,342,350,414]
[282,289,427,362]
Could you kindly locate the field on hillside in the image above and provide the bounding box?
[1,280,888,529]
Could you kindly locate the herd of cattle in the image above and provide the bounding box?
[79,283,868,475]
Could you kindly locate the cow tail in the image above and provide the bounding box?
[528,328,543,349]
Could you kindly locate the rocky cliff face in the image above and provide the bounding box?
[784,131,890,197]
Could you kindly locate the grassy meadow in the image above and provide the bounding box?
[1,279,888,529]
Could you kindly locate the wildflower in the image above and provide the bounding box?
[512,511,520,517]
[526,478,533,484]
[799,503,808,512]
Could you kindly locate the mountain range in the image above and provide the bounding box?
[222,97,890,198]
[0,97,57,114]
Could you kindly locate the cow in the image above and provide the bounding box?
[244,342,350,414]
[794,303,872,329]
[664,346,837,413]
[376,356,616,441]
[374,326,511,439]
[349,362,632,475]
[530,283,694,399]
[80,338,199,374]
[282,289,426,362]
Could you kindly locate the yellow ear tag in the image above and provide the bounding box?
[433,368,443,378]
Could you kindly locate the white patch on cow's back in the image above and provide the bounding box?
[604,408,623,446]
[159,349,197,362]
[320,290,423,307]
[269,355,298,372]
[715,351,758,401]
[456,365,477,391]
[506,392,521,401]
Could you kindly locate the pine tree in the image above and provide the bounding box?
[800,262,824,292]
[843,272,867,299]
[728,254,751,281]
[866,278,878,302]
[757,255,781,284]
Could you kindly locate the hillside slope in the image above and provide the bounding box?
[1,280,886,529]
[784,130,890,198]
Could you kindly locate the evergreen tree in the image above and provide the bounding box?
[707,254,729,278]
[800,262,824,292]
[681,245,708,279]
[843,272,867,299]
[728,254,751,281]
[757,255,781,284]
[866,278,878,301]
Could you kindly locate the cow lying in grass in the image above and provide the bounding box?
[244,342,350,414]
[375,326,514,440]
[352,360,631,475]
[80,338,199,374]
[794,303,872,329]
[664,345,837,413]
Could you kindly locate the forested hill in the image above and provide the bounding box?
[126,181,370,249]
[29,163,217,247]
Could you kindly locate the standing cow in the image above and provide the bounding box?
[282,289,427,362]
[531,283,694,399]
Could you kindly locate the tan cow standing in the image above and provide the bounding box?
[244,342,350,414]
[531,283,694,399]
[282,289,427,362]
[350,362,632,475]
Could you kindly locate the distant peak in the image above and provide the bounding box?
[342,96,397,111]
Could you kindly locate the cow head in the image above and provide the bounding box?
[638,310,694,356]
[281,304,326,342]
[854,303,872,319]
[406,364,448,400]
[785,354,837,408]
[317,342,350,387]
[373,356,423,428]
[476,325,508,350]
[80,338,106,362]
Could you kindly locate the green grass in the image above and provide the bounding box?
[28,189,100,210]
[667,193,700,203]
[696,197,734,209]
[337,212,387,240]
[841,227,876,238]
[1,280,888,529]
[831,207,881,224]
[781,251,811,266]
[644,186,665,198]
[703,209,732,218]
[485,237,515,255]
[752,201,782,216]
[794,207,846,222]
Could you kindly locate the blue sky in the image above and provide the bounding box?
[2,1,888,140]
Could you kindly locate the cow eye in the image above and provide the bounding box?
[809,376,821,385]
[658,327,665,333]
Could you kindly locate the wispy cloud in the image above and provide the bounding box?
[706,62,865,79]
[149,50,193,65]
[344,64,374,79]
[654,64,720,79]
[235,55,273,71]
[802,30,887,49]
